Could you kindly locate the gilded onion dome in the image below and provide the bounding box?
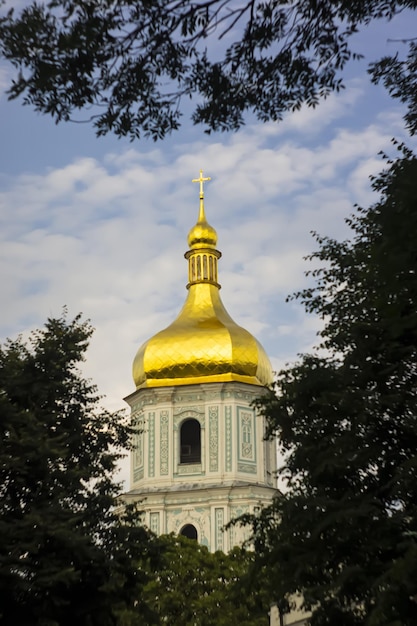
[132,170,273,389]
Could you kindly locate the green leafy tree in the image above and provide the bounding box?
[370,40,417,136]
[143,534,269,626]
[247,144,417,625]
[0,0,416,140]
[0,311,159,626]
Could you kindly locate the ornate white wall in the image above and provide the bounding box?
[123,381,277,552]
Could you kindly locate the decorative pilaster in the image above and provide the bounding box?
[160,410,169,475]
[209,405,219,472]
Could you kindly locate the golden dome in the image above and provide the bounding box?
[188,218,217,249]
[187,170,217,249]
[187,205,217,249]
[132,170,272,389]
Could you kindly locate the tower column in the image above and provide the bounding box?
[124,170,277,552]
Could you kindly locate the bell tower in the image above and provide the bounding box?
[123,171,277,551]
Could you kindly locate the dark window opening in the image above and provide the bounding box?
[180,524,198,541]
[180,419,201,464]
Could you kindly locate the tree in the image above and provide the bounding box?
[246,144,417,625]
[142,534,269,626]
[0,0,416,140]
[0,311,159,626]
[370,40,417,136]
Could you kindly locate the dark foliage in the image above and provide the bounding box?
[248,144,417,625]
[0,0,416,139]
[0,311,159,626]
[370,40,417,135]
[143,534,269,626]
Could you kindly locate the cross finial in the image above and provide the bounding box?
[192,169,211,199]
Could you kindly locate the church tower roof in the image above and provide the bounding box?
[132,170,273,389]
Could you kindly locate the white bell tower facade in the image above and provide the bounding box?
[123,171,277,551]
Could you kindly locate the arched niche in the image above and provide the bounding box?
[180,418,201,464]
[180,524,198,541]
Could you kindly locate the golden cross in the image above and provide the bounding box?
[192,169,211,198]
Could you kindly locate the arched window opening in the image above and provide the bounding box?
[180,524,198,541]
[209,256,213,280]
[180,419,201,464]
[203,255,208,279]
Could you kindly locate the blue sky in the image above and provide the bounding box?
[1,5,416,485]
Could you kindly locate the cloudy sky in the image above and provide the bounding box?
[1,6,416,486]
